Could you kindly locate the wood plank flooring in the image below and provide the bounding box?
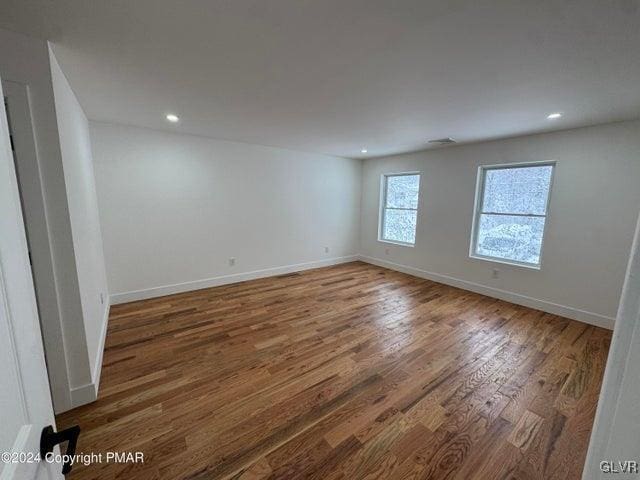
[56,261,611,479]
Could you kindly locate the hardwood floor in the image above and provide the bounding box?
[57,261,611,480]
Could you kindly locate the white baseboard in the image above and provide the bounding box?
[92,301,110,394]
[67,302,110,410]
[69,381,97,408]
[359,255,615,330]
[110,255,360,305]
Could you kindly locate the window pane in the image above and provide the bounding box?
[386,174,420,209]
[476,214,545,265]
[482,165,553,215]
[383,209,417,244]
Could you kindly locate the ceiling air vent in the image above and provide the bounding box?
[428,137,456,145]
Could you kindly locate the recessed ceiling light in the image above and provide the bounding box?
[166,114,179,123]
[547,112,562,119]
[361,149,368,154]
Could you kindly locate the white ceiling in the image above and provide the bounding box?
[1,0,639,158]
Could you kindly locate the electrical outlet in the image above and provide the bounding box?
[385,248,390,255]
[100,293,104,305]
[491,268,500,279]
[229,257,236,266]
[324,246,330,253]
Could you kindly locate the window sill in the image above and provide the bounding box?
[469,254,541,270]
[378,239,415,248]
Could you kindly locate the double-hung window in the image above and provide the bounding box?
[379,173,420,245]
[470,162,554,268]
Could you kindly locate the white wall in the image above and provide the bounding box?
[360,121,640,328]
[90,122,362,302]
[49,48,109,386]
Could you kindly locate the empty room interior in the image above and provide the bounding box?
[1,1,640,479]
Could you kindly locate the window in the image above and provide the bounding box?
[471,162,554,268]
[379,173,420,245]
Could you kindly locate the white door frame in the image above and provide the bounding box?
[0,75,61,480]
[583,210,640,479]
[3,79,72,413]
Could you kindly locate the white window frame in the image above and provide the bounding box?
[469,160,556,269]
[378,172,421,247]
